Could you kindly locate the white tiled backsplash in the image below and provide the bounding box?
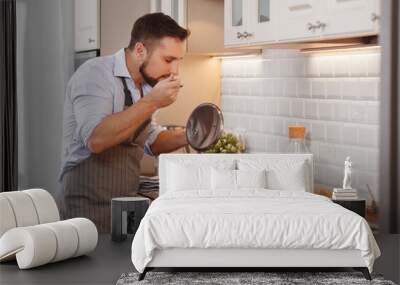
[220,48,380,200]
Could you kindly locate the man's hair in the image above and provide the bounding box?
[128,13,190,50]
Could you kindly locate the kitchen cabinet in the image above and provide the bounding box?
[278,0,379,41]
[248,0,279,44]
[101,0,250,57]
[150,0,187,28]
[324,0,378,38]
[151,0,255,55]
[224,0,381,48]
[187,0,256,55]
[277,0,323,41]
[372,0,381,33]
[224,0,248,46]
[224,0,277,46]
[75,0,100,52]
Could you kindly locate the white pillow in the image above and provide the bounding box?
[167,163,211,191]
[268,161,306,191]
[211,168,267,190]
[238,159,308,191]
[166,159,236,192]
[236,169,267,189]
[211,168,236,190]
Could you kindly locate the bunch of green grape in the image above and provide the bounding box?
[205,132,245,153]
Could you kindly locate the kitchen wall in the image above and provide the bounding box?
[155,55,221,126]
[220,48,380,200]
[100,0,150,56]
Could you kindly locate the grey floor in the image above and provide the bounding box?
[0,234,399,285]
[0,235,134,285]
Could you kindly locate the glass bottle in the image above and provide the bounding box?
[233,128,246,153]
[287,126,310,153]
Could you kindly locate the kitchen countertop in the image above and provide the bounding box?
[0,234,134,285]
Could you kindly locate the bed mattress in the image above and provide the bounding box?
[131,190,380,273]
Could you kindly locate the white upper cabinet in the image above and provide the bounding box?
[278,0,322,41]
[224,0,248,45]
[372,0,381,33]
[150,0,187,28]
[75,0,100,52]
[224,0,381,47]
[225,0,276,46]
[324,0,376,38]
[248,0,278,44]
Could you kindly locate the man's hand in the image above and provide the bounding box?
[143,74,181,108]
[150,128,188,155]
[86,75,183,154]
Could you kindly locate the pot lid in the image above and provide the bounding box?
[185,103,224,151]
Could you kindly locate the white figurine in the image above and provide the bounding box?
[343,156,352,190]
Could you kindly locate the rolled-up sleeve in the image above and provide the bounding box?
[144,120,166,156]
[70,64,114,147]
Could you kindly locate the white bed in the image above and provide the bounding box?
[131,154,380,280]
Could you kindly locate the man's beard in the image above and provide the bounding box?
[139,60,160,87]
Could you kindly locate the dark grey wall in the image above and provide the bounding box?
[374,234,400,284]
[16,0,75,194]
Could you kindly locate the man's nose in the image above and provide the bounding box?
[170,62,179,75]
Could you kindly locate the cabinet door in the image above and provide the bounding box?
[224,0,249,46]
[151,0,187,28]
[247,0,278,44]
[324,0,376,37]
[278,0,322,41]
[75,0,100,51]
[372,0,381,33]
[150,0,163,12]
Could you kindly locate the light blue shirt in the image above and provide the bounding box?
[59,48,165,181]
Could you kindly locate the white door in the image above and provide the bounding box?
[324,0,375,37]
[224,0,249,46]
[277,0,322,41]
[247,0,278,44]
[74,0,100,52]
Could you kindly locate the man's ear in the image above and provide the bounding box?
[134,42,147,61]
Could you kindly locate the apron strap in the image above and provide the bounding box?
[119,77,151,143]
[121,77,133,106]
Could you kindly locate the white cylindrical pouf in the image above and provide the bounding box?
[23,189,60,223]
[66,218,98,257]
[0,196,17,237]
[0,226,57,269]
[0,192,39,227]
[42,221,79,262]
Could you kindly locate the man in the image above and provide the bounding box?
[58,13,189,233]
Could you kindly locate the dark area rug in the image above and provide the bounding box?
[116,271,396,285]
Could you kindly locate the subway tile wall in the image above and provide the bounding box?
[220,48,380,200]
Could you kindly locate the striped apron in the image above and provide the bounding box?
[60,78,151,233]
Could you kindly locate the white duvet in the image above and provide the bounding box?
[131,190,380,273]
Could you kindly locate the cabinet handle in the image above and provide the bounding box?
[88,38,96,43]
[236,32,244,39]
[307,22,316,32]
[371,13,380,22]
[315,21,327,31]
[243,31,253,38]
